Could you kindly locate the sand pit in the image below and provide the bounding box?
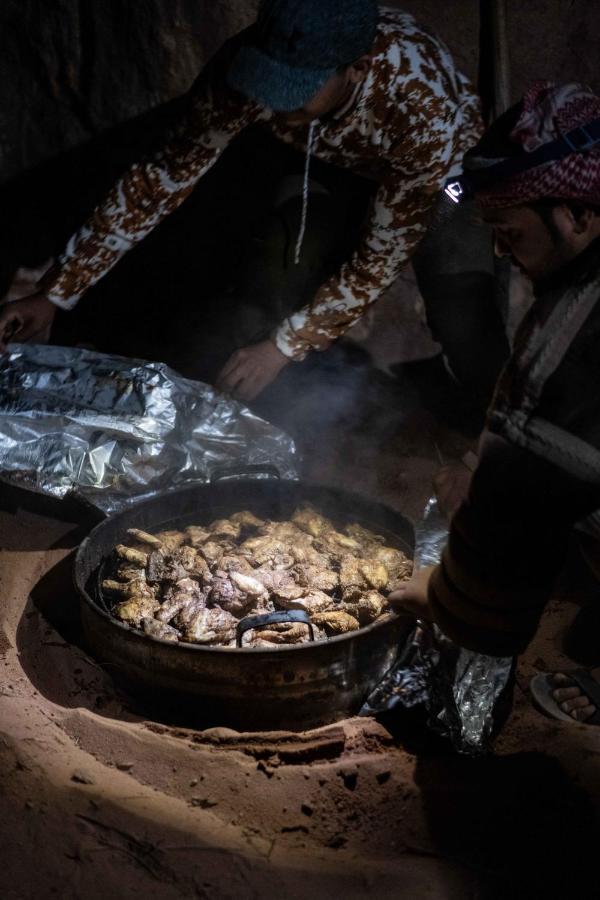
[1,481,600,899]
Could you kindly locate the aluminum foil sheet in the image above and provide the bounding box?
[361,496,513,754]
[0,344,299,513]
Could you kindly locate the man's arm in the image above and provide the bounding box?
[426,431,600,656]
[36,42,266,311]
[214,170,441,399]
[273,171,440,359]
[272,64,477,361]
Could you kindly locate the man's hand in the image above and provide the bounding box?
[433,457,476,520]
[216,339,289,402]
[0,293,56,353]
[388,565,436,622]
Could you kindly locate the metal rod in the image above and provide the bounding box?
[491,0,511,117]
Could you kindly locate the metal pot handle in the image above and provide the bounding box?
[236,609,315,647]
[210,464,281,483]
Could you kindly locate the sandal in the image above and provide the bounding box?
[530,669,600,725]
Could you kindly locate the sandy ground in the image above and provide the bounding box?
[1,280,599,899]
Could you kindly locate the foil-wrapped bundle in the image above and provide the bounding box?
[361,497,513,754]
[0,344,298,513]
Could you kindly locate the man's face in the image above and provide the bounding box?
[482,204,588,281]
[282,57,370,125]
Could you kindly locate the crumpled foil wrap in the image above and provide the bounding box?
[0,344,299,513]
[361,497,513,754]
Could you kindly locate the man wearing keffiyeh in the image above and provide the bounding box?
[392,81,600,728]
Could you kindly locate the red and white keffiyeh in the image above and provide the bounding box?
[476,82,600,209]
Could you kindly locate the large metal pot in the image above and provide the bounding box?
[74,479,415,731]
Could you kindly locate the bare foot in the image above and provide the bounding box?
[551,668,600,722]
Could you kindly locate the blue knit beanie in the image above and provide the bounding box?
[227,0,379,112]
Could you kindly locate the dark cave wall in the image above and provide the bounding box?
[0,1,598,184]
[0,0,258,183]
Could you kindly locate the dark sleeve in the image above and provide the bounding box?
[428,430,600,656]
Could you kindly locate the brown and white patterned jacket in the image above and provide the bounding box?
[40,7,482,360]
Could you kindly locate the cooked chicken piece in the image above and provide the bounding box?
[245,594,277,616]
[219,555,256,576]
[272,583,306,602]
[250,567,299,595]
[174,594,208,630]
[341,590,386,625]
[341,585,364,603]
[154,530,186,551]
[291,506,335,538]
[345,523,386,551]
[183,606,237,644]
[293,564,339,593]
[209,574,256,618]
[245,623,313,645]
[239,536,294,569]
[199,540,235,569]
[230,510,265,530]
[114,593,160,627]
[229,570,268,598]
[146,550,169,584]
[208,518,242,541]
[339,555,366,591]
[184,525,212,548]
[268,549,295,571]
[126,528,164,549]
[359,559,389,591]
[146,545,210,585]
[103,578,132,595]
[117,563,147,582]
[276,589,334,615]
[258,521,312,544]
[141,617,180,642]
[103,575,154,599]
[156,578,203,623]
[312,610,360,636]
[289,544,332,568]
[172,545,210,579]
[372,547,413,583]
[115,545,148,567]
[252,567,291,589]
[314,530,362,557]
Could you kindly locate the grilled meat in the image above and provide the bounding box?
[154,530,186,551]
[277,589,334,615]
[141,617,180,642]
[156,578,203,624]
[341,590,387,625]
[115,545,148,567]
[114,592,160,627]
[230,510,265,530]
[291,506,334,538]
[184,525,212,547]
[126,528,164,550]
[208,518,242,541]
[312,610,360,635]
[183,606,237,644]
[108,505,410,647]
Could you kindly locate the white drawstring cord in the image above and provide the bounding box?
[294,119,320,265]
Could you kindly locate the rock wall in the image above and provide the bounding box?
[0,0,259,183]
[1,1,598,183]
